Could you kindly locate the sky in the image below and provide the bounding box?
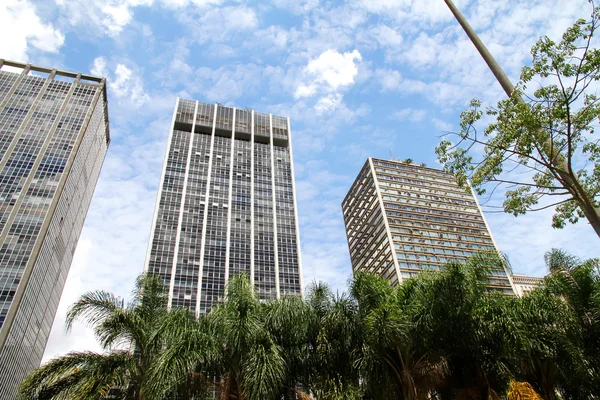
[0,0,598,362]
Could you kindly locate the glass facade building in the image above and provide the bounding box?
[144,99,303,315]
[0,60,110,397]
[342,158,515,294]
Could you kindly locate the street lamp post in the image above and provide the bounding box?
[442,0,515,97]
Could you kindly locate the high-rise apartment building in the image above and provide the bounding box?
[342,158,515,294]
[144,99,303,315]
[0,60,109,396]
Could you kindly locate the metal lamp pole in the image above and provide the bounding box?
[443,0,515,97]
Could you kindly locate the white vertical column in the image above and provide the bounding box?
[144,98,180,274]
[369,158,402,284]
[0,70,56,177]
[286,118,304,297]
[224,108,236,286]
[250,111,255,287]
[195,104,219,317]
[0,64,31,114]
[269,115,281,298]
[469,179,517,294]
[167,101,198,308]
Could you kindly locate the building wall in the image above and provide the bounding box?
[342,160,398,285]
[512,274,544,296]
[0,62,109,397]
[343,158,515,294]
[145,99,302,316]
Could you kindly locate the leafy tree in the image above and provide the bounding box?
[436,6,600,237]
[19,275,210,400]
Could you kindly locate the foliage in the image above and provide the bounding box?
[542,249,600,398]
[436,6,600,236]
[19,275,207,400]
[21,250,600,400]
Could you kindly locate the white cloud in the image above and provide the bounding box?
[392,108,427,122]
[55,0,150,36]
[0,0,64,61]
[304,49,362,91]
[91,57,149,107]
[314,93,344,115]
[179,5,259,44]
[375,68,403,92]
[90,57,107,77]
[431,118,453,131]
[371,24,403,47]
[100,3,135,35]
[55,0,224,37]
[271,0,320,15]
[294,49,363,115]
[294,84,318,98]
[253,26,289,50]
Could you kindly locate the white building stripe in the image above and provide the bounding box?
[250,111,255,287]
[224,108,236,286]
[286,118,304,297]
[195,104,219,318]
[144,98,179,274]
[269,115,281,298]
[369,157,402,284]
[168,100,198,308]
[468,179,517,294]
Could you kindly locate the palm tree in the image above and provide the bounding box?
[351,272,449,400]
[539,249,600,398]
[407,253,517,400]
[307,282,362,400]
[263,294,318,399]
[509,284,583,400]
[19,275,210,400]
[160,273,310,400]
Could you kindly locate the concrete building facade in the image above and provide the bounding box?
[512,273,544,296]
[0,60,110,397]
[144,99,303,316]
[342,157,515,294]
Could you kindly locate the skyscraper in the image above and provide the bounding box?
[144,99,303,316]
[0,60,110,396]
[342,157,515,294]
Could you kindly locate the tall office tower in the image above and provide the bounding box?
[144,99,303,315]
[0,60,109,396]
[342,158,515,294]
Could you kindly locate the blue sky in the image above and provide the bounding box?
[1,0,598,360]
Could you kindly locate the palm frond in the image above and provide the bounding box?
[131,274,169,315]
[94,308,143,351]
[19,351,134,400]
[146,310,217,398]
[240,331,286,400]
[65,291,125,333]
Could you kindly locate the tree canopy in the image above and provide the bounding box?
[20,249,600,400]
[436,5,600,237]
